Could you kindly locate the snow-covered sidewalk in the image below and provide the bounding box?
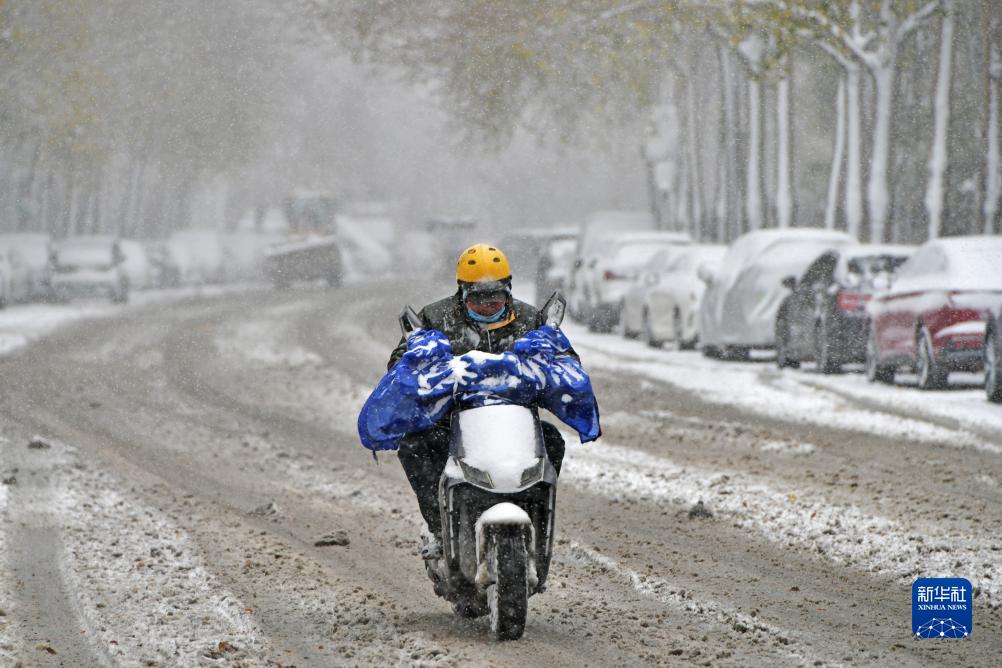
[0,285,259,357]
[565,322,1002,454]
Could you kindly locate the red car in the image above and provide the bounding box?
[865,236,1002,389]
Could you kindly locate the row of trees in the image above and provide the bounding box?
[0,0,286,239]
[323,0,1001,243]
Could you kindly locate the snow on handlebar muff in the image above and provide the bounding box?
[357,325,601,452]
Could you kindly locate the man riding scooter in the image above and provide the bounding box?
[385,244,584,559]
[361,243,597,548]
[357,243,600,637]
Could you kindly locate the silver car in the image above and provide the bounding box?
[699,229,856,360]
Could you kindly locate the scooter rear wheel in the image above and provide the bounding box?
[487,526,528,640]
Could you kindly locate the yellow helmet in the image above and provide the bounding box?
[456,243,512,285]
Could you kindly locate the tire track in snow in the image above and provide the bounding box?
[4,437,280,666]
[562,439,1002,607]
[563,542,832,667]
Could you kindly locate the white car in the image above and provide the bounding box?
[51,237,129,303]
[579,231,691,332]
[700,229,856,360]
[0,233,53,301]
[119,240,155,291]
[622,244,725,348]
[567,211,655,320]
[0,243,34,305]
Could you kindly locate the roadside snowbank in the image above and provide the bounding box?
[566,324,1000,454]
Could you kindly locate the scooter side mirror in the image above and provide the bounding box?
[540,291,566,328]
[399,305,423,336]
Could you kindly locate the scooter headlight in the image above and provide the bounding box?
[519,458,546,487]
[458,460,494,488]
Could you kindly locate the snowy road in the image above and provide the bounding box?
[0,282,1000,666]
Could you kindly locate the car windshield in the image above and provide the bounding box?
[57,243,114,268]
[845,254,909,287]
[610,241,674,269]
[546,238,577,262]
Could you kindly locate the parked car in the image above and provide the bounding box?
[986,306,1002,403]
[147,241,183,288]
[567,211,655,320]
[536,234,579,304]
[775,245,913,372]
[51,236,129,303]
[700,229,857,360]
[119,239,155,291]
[623,244,726,348]
[0,242,34,304]
[577,231,691,332]
[866,235,1002,389]
[0,233,53,301]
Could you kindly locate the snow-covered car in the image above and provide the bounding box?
[622,244,725,348]
[146,241,183,288]
[0,242,34,305]
[700,229,857,360]
[0,233,53,301]
[578,231,691,332]
[567,210,655,321]
[119,240,156,291]
[987,306,1002,403]
[865,236,1002,389]
[535,235,578,304]
[51,237,129,303]
[775,245,913,372]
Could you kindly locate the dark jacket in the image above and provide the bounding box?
[387,291,578,370]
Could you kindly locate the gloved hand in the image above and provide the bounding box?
[400,329,453,366]
[513,325,572,361]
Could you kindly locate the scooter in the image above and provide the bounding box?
[398,294,566,640]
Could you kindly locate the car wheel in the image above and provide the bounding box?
[643,310,663,348]
[915,326,948,390]
[987,326,1002,403]
[674,310,695,351]
[702,344,720,358]
[775,319,799,369]
[814,318,841,374]
[619,301,638,339]
[865,325,894,384]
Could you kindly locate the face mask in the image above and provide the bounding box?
[467,303,506,323]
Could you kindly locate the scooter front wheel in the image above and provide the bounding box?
[487,525,529,640]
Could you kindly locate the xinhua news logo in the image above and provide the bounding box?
[912,578,972,639]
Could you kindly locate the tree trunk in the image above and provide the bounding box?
[985,22,1001,234]
[775,73,793,228]
[825,78,847,230]
[868,60,896,243]
[719,44,743,239]
[925,0,955,240]
[684,71,704,238]
[745,79,764,230]
[845,65,864,239]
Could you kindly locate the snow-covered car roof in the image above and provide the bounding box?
[717,228,856,287]
[893,235,1002,291]
[55,237,119,268]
